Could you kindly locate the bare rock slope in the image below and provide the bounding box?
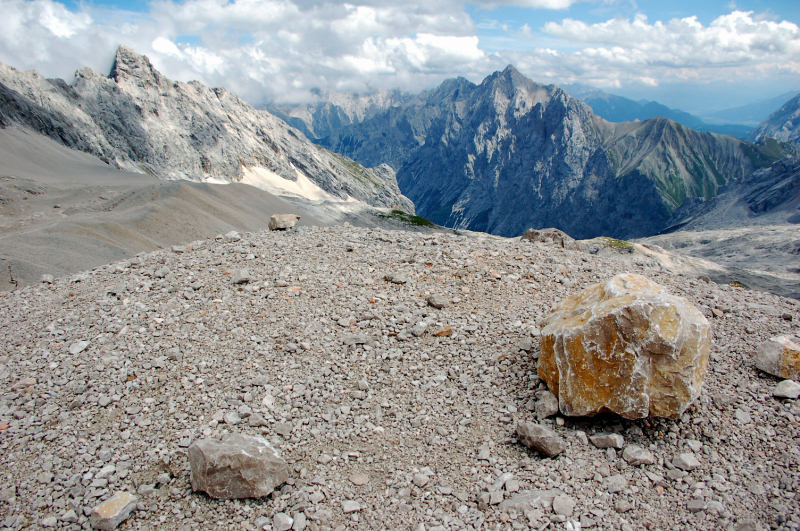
[0,46,412,212]
[0,226,798,530]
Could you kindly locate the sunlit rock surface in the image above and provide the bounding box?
[538,273,711,419]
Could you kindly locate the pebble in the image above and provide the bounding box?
[68,340,90,355]
[273,513,293,531]
[589,433,624,449]
[342,500,361,513]
[427,293,448,309]
[535,391,559,419]
[734,408,752,424]
[622,445,655,466]
[672,453,701,471]
[604,474,628,494]
[552,494,575,517]
[232,269,251,285]
[516,422,566,457]
[349,472,369,486]
[687,499,706,513]
[89,491,137,530]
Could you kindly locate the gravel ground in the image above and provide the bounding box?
[1,225,798,530]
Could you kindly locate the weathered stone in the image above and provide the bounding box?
[349,472,369,486]
[188,433,288,499]
[535,391,559,419]
[604,474,628,494]
[269,214,301,231]
[520,228,577,250]
[89,492,137,530]
[622,445,655,466]
[538,273,711,419]
[40,274,54,284]
[755,335,800,380]
[516,422,566,457]
[500,489,562,513]
[672,452,700,471]
[232,269,251,285]
[273,513,293,531]
[773,379,800,399]
[342,500,361,513]
[589,433,624,449]
[552,494,575,517]
[427,293,448,309]
[69,340,90,355]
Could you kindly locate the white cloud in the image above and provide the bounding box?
[0,1,797,107]
[475,0,577,8]
[540,11,800,87]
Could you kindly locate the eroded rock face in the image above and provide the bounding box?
[755,335,800,380]
[189,434,288,499]
[538,273,711,419]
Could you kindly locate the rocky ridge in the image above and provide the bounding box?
[0,46,412,212]
[316,66,784,239]
[268,90,410,142]
[749,92,800,145]
[0,225,798,530]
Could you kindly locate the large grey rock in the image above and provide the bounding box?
[516,422,566,457]
[188,433,288,499]
[521,228,577,250]
[89,492,137,530]
[268,214,301,231]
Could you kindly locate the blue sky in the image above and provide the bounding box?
[2,0,799,113]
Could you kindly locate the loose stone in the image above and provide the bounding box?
[89,491,138,530]
[589,433,624,449]
[773,380,800,399]
[188,434,288,499]
[517,422,566,457]
[672,453,701,471]
[622,445,655,466]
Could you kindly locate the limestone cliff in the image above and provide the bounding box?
[0,46,413,211]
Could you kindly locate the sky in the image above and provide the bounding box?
[1,0,799,114]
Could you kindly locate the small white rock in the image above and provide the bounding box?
[773,379,800,399]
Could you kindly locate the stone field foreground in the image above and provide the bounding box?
[0,225,798,530]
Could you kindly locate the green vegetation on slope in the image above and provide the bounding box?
[378,209,435,227]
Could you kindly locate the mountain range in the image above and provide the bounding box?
[312,66,787,239]
[0,46,413,213]
[563,84,753,139]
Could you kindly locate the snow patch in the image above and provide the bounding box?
[240,166,354,203]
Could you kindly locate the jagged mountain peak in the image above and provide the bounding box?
[110,45,166,87]
[0,47,414,211]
